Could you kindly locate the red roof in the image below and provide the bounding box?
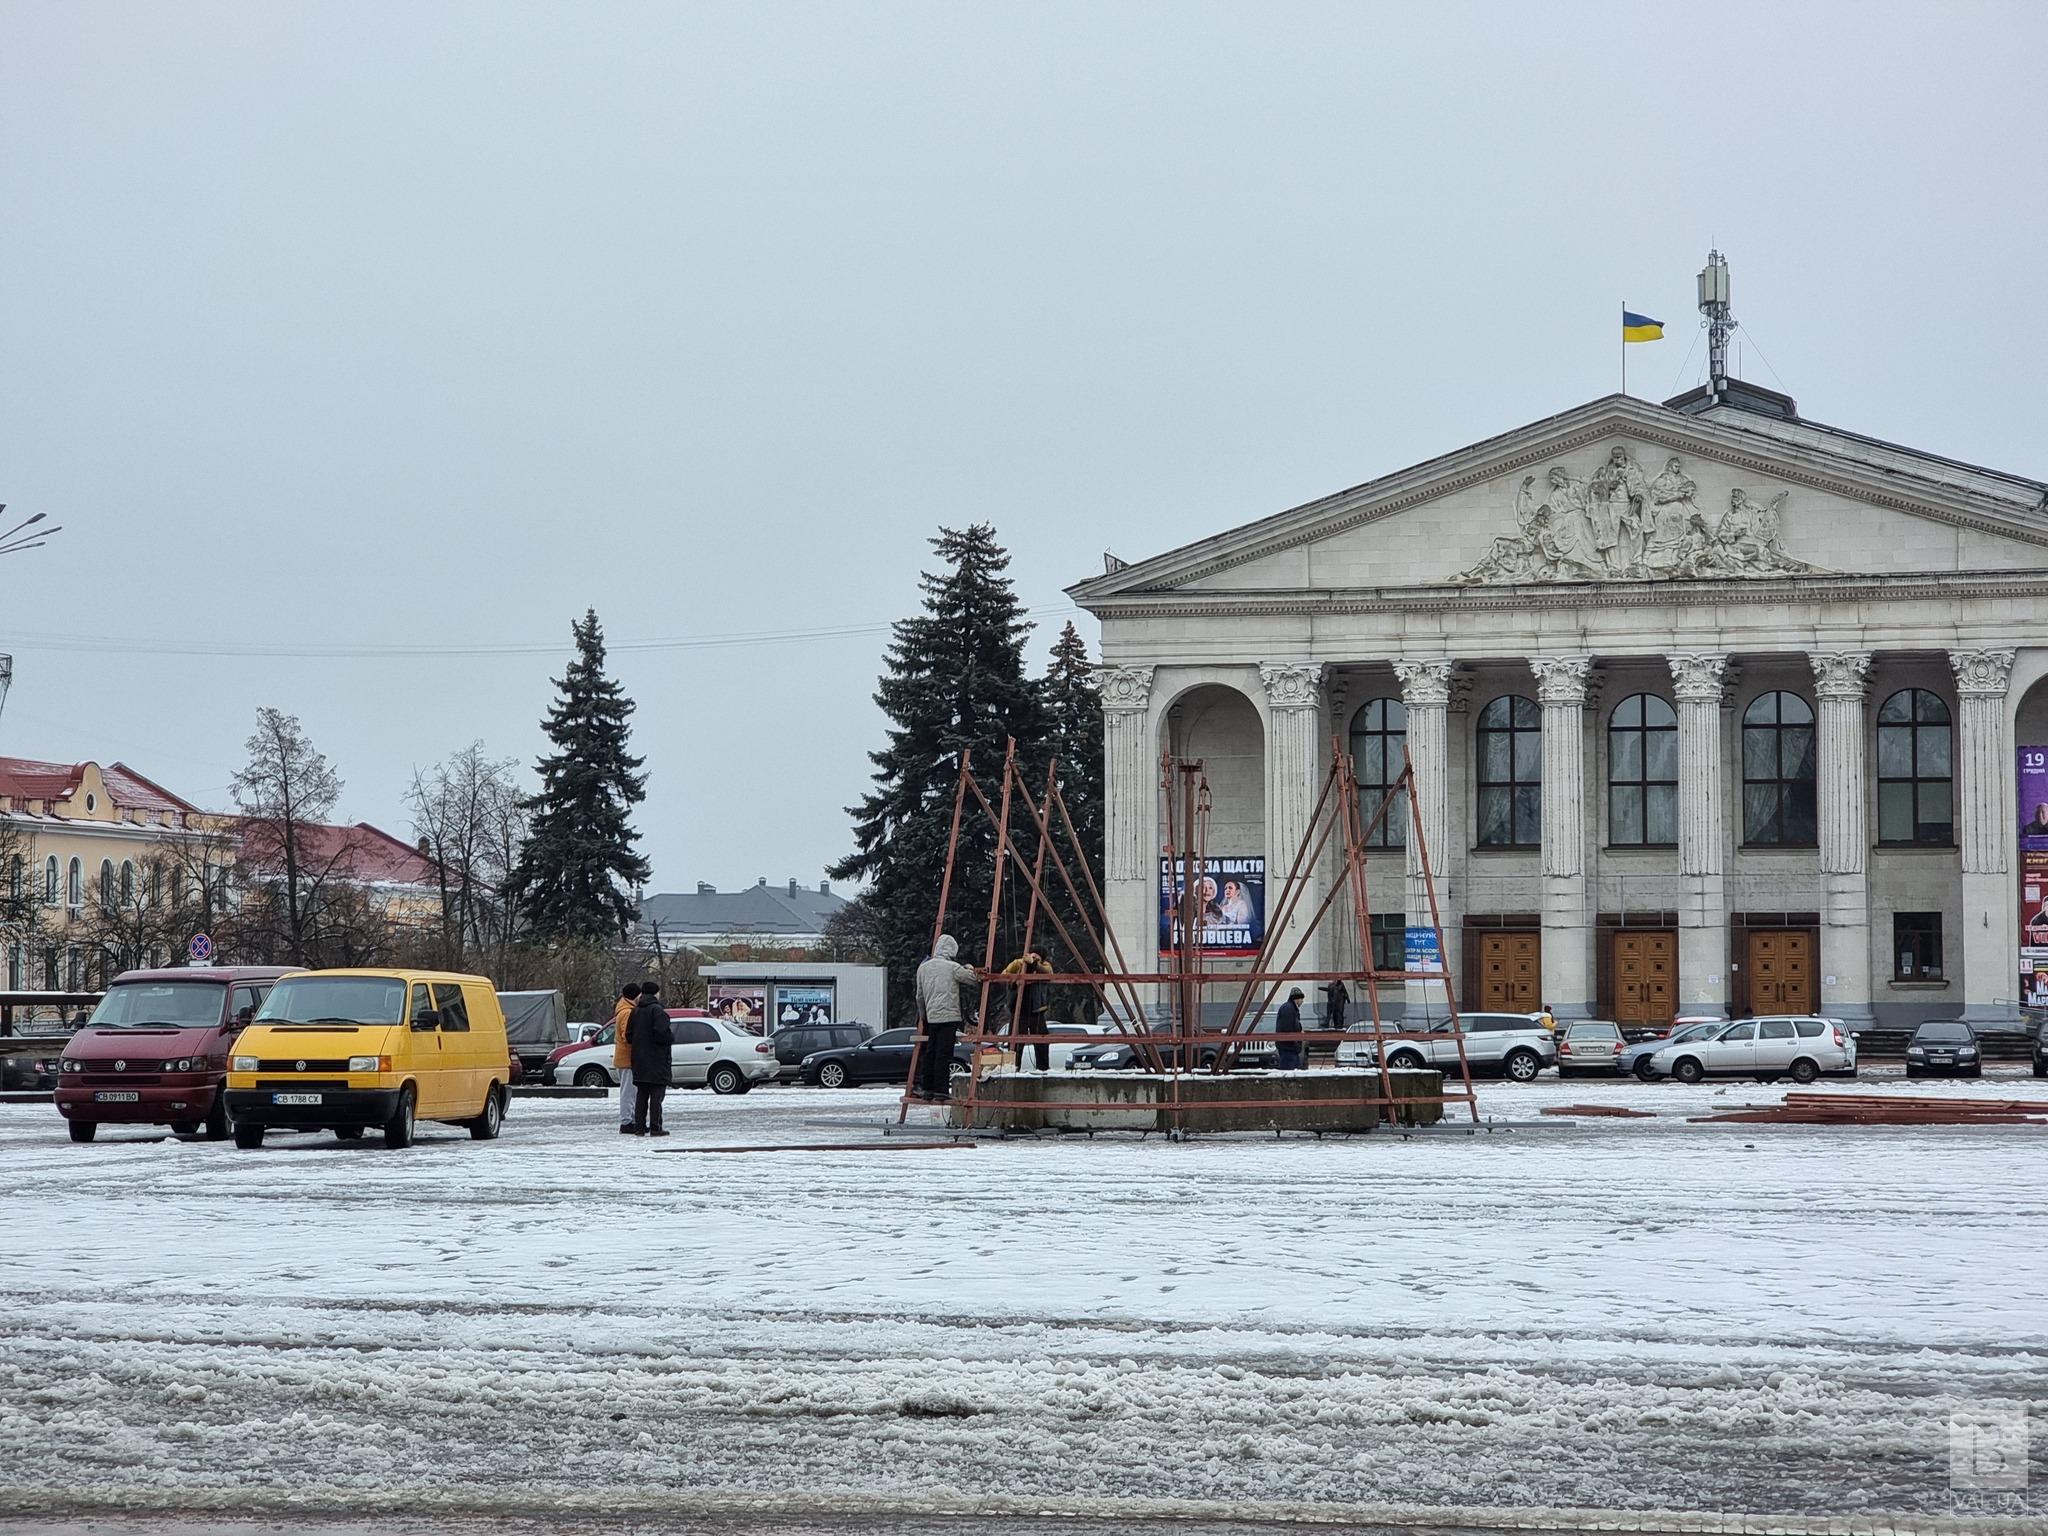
[0,756,199,817]
[239,820,440,887]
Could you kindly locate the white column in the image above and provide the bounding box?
[1098,664,1156,1012]
[1668,652,1730,1015]
[1950,648,2018,1025]
[1260,663,1326,982]
[1810,651,1873,1023]
[1393,658,1454,1015]
[1532,655,1593,1018]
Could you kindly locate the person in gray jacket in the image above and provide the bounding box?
[913,933,979,1099]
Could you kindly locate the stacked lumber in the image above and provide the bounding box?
[1538,1104,1658,1118]
[1690,1092,2048,1126]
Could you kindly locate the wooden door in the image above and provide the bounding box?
[1613,931,1676,1028]
[1746,930,1815,1014]
[1479,934,1540,1012]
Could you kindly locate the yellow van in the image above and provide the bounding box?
[223,969,511,1149]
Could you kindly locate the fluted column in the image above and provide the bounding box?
[1260,663,1326,983]
[1811,651,1873,1023]
[1532,656,1592,1017]
[1393,659,1454,1015]
[1951,648,2018,1025]
[1669,652,1731,1014]
[1099,665,1157,999]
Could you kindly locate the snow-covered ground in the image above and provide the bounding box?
[2,1068,2046,1530]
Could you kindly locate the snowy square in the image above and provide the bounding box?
[1951,1402,2029,1490]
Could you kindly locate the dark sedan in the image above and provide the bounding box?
[2035,1027,2047,1079]
[800,1027,974,1088]
[1905,1021,1982,1078]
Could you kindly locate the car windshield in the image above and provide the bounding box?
[255,976,405,1026]
[86,981,225,1028]
[1915,1023,1971,1043]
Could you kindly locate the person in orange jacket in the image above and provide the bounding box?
[612,983,640,1134]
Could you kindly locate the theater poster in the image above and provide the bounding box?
[2019,747,2048,1006]
[1158,856,1264,956]
[2021,746,2048,850]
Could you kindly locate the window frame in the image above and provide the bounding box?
[66,857,83,909]
[1348,697,1409,849]
[1475,694,1542,849]
[1368,912,1406,973]
[1741,691,1818,848]
[1892,911,1943,981]
[1606,692,1679,848]
[1875,689,1954,846]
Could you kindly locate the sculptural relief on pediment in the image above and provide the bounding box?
[1449,446,1826,585]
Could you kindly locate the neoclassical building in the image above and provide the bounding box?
[1072,379,2048,1029]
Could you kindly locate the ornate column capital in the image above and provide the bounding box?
[1667,651,1731,703]
[1949,648,2017,698]
[1393,657,1454,707]
[1097,664,1156,713]
[1809,650,1873,701]
[1530,655,1593,707]
[1258,662,1325,710]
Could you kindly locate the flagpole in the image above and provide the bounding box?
[1620,301,1626,396]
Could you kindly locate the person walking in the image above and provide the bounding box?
[627,980,674,1136]
[1002,950,1054,1071]
[914,933,979,1099]
[1537,1001,1557,1033]
[1275,986,1305,1071]
[612,983,640,1134]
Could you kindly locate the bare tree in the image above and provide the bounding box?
[406,742,524,971]
[231,709,355,965]
[0,821,51,992]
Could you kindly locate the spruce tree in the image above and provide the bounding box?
[1041,620,1104,883]
[831,524,1041,1020]
[511,609,651,942]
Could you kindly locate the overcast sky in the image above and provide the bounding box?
[3,1,2043,895]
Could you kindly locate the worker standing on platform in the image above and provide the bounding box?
[914,934,979,1099]
[1002,950,1054,1071]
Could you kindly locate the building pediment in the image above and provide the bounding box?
[1070,394,2048,606]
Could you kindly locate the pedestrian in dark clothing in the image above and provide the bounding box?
[627,981,674,1136]
[1003,950,1054,1071]
[1275,986,1305,1071]
[1320,979,1350,1034]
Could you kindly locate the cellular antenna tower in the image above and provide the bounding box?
[1699,248,1735,394]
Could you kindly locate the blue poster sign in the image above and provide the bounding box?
[1403,925,1442,975]
[1159,856,1265,957]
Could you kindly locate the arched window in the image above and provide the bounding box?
[1476,695,1542,847]
[1877,689,1953,844]
[45,856,58,904]
[1742,691,1817,846]
[66,857,83,908]
[98,859,115,908]
[7,855,20,900]
[120,860,136,905]
[1348,698,1408,847]
[169,868,186,909]
[1608,693,1678,846]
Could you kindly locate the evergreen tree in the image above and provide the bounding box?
[511,610,650,942]
[831,524,1041,1020]
[1041,621,1103,873]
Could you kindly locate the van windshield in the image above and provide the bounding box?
[256,976,405,1026]
[87,982,225,1029]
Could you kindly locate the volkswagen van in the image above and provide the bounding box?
[223,969,511,1149]
[55,967,295,1142]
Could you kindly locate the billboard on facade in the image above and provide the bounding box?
[707,983,768,1034]
[2020,845,2048,1006]
[2021,746,2048,850]
[1158,856,1264,957]
[774,984,836,1029]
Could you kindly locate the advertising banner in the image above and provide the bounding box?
[2020,846,2048,1006]
[1403,926,1444,975]
[1158,856,1265,957]
[707,983,768,1034]
[2021,746,2048,850]
[774,984,837,1029]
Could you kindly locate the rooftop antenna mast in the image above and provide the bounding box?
[1698,249,1735,396]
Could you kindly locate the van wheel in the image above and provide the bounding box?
[335,1127,364,1141]
[1789,1058,1820,1085]
[172,1121,200,1136]
[203,1096,232,1141]
[383,1086,416,1150]
[708,1063,744,1096]
[69,1121,96,1143]
[574,1065,612,1089]
[1504,1050,1541,1083]
[1672,1057,1704,1085]
[233,1123,264,1149]
[468,1086,505,1140]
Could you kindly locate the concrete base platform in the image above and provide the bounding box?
[948,1068,1446,1135]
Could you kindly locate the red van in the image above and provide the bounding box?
[55,967,296,1143]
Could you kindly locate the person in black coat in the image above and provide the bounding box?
[1275,986,1305,1071]
[627,980,675,1136]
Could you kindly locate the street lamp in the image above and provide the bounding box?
[0,507,61,558]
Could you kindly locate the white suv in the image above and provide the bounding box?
[1648,1015,1857,1084]
[551,1018,778,1095]
[1336,1012,1556,1082]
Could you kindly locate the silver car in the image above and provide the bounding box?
[1336,1012,1556,1082]
[1649,1015,1857,1085]
[549,1017,778,1095]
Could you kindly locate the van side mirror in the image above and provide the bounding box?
[412,1009,441,1032]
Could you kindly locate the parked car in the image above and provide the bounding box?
[2,1045,67,1091]
[542,1009,709,1082]
[1905,1020,1982,1078]
[224,969,513,1149]
[54,967,295,1142]
[1556,1020,1626,1076]
[799,1026,980,1088]
[2034,1027,2047,1079]
[1618,1019,1726,1081]
[1335,1012,1555,1082]
[552,1015,774,1094]
[1003,1021,1116,1069]
[1648,1016,1857,1084]
[769,1022,873,1081]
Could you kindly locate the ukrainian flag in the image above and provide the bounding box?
[1622,309,1665,343]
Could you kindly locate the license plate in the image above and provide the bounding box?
[94,1090,140,1103]
[271,1092,324,1106]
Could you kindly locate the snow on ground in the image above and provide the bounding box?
[2,1067,2046,1527]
